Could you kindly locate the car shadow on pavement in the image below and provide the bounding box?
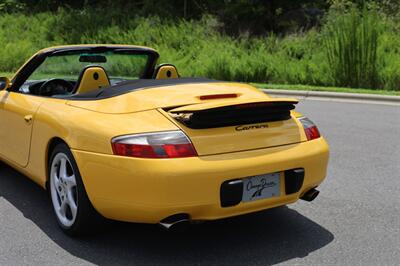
[0,163,334,265]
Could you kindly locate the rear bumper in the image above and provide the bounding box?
[72,137,329,223]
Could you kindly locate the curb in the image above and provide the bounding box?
[261,89,400,105]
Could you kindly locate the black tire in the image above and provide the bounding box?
[49,142,102,236]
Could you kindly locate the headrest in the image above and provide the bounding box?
[154,64,179,79]
[74,66,110,94]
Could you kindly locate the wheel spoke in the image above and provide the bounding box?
[59,200,68,217]
[64,174,76,189]
[59,157,67,179]
[54,176,60,188]
[66,190,78,219]
[55,177,63,193]
[50,173,63,200]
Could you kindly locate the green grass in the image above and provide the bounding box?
[0,72,13,78]
[253,83,400,96]
[324,6,380,89]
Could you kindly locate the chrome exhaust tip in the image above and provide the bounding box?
[300,188,320,202]
[159,213,190,232]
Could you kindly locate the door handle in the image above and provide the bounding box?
[24,115,33,123]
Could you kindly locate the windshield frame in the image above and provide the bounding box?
[9,45,159,92]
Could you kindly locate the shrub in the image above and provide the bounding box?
[0,9,399,90]
[323,6,381,89]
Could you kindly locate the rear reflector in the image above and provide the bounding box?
[298,117,321,141]
[112,131,197,158]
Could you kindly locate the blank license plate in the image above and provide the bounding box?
[242,172,280,202]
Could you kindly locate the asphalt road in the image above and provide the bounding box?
[0,99,399,265]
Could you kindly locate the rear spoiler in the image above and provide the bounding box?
[167,98,299,129]
[168,98,299,113]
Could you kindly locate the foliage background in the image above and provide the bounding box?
[1,0,400,91]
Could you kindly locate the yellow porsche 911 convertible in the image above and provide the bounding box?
[0,45,329,235]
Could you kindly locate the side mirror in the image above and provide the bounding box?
[0,77,11,90]
[153,64,180,79]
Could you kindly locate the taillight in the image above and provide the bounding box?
[298,117,321,141]
[111,131,197,158]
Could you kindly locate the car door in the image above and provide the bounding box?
[0,90,43,167]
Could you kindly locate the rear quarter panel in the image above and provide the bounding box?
[25,99,178,187]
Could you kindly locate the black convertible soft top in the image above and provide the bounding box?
[64,78,220,100]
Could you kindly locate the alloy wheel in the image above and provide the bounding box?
[50,153,78,228]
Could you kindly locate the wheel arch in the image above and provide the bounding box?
[45,137,70,190]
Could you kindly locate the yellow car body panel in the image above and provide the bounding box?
[0,45,330,225]
[66,82,268,114]
[72,137,329,223]
[0,91,45,167]
[162,109,307,156]
[25,101,179,187]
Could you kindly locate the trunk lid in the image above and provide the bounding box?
[160,98,303,156]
